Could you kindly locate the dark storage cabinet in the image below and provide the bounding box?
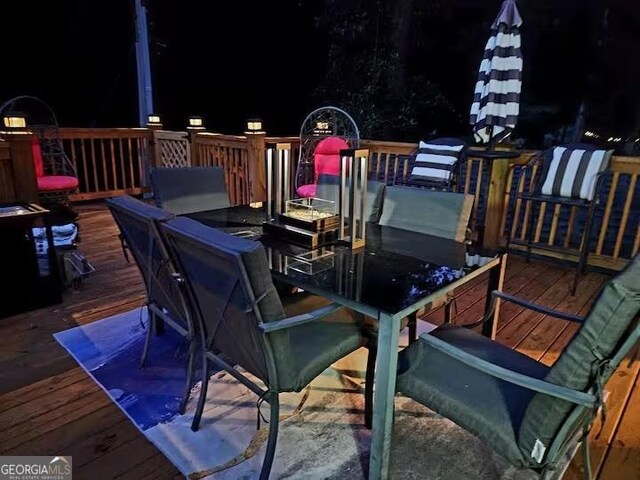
[0,203,62,318]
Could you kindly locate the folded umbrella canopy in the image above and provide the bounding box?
[470,0,523,145]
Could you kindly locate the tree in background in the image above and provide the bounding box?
[312,0,456,140]
[312,0,640,147]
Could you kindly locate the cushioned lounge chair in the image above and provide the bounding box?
[395,254,640,479]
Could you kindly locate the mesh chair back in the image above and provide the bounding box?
[161,217,286,384]
[518,254,640,463]
[151,166,230,215]
[378,186,474,242]
[106,195,190,332]
[315,174,386,223]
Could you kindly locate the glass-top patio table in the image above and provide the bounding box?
[187,204,507,480]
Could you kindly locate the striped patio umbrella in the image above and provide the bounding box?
[470,0,523,145]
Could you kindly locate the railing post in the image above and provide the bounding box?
[188,131,200,166]
[146,119,163,170]
[187,116,205,166]
[2,132,39,203]
[245,119,267,203]
[483,156,510,250]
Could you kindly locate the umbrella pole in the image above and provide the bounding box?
[487,125,495,152]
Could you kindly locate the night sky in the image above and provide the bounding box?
[2,0,639,143]
[1,1,324,134]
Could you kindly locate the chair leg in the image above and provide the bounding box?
[191,351,209,432]
[259,392,280,480]
[364,345,377,429]
[574,203,596,295]
[140,308,155,368]
[525,201,537,263]
[444,301,453,324]
[180,339,197,415]
[581,433,593,480]
[407,312,417,345]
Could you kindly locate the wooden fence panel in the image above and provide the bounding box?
[192,135,250,205]
[155,130,190,167]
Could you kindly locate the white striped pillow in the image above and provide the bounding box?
[540,147,612,201]
[409,141,464,184]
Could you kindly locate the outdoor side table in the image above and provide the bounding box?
[467,149,523,250]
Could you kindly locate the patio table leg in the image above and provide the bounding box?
[482,254,507,339]
[369,311,402,480]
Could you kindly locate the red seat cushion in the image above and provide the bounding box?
[37,175,79,192]
[296,184,317,198]
[32,137,45,178]
[314,137,349,178]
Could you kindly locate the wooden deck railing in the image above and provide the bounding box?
[2,126,636,271]
[191,133,251,205]
[44,128,153,201]
[505,155,640,270]
[0,140,16,202]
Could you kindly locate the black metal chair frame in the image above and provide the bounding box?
[161,225,375,480]
[106,198,198,414]
[506,148,610,294]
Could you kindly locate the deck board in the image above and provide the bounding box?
[0,203,636,479]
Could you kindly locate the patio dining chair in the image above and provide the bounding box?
[507,144,613,294]
[160,216,372,480]
[378,186,474,243]
[404,137,468,191]
[376,185,475,345]
[394,254,640,479]
[106,195,198,414]
[150,166,230,215]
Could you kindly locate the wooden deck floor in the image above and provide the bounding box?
[0,203,637,480]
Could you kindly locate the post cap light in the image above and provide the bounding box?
[245,118,265,135]
[187,116,205,130]
[147,114,162,127]
[3,116,27,130]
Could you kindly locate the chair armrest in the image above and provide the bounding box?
[258,302,343,333]
[516,151,545,194]
[418,333,596,408]
[493,291,585,322]
[462,290,585,329]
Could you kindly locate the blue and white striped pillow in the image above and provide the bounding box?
[540,147,612,201]
[409,141,464,185]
